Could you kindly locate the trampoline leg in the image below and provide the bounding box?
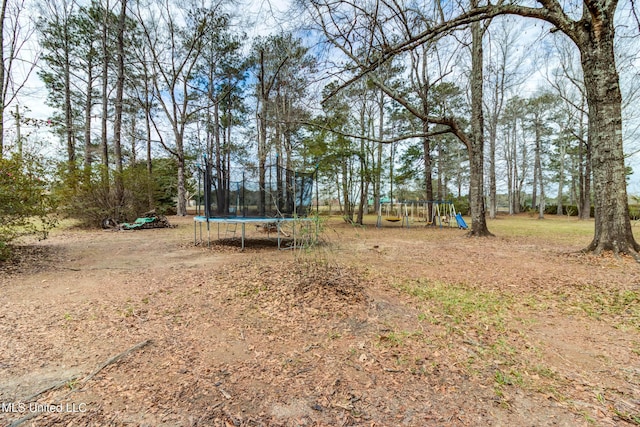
[241,223,246,250]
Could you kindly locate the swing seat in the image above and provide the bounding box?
[385,217,401,222]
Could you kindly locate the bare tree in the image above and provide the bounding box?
[484,17,528,218]
[252,34,290,216]
[545,38,591,220]
[134,0,218,216]
[129,26,156,209]
[0,0,37,159]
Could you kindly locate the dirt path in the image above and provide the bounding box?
[1,216,639,426]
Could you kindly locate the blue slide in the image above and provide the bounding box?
[455,213,468,230]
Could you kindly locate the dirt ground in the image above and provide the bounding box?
[1,215,639,426]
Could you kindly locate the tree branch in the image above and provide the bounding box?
[319,2,580,103]
[302,120,454,144]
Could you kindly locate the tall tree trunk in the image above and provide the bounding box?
[0,0,6,158]
[225,95,233,213]
[214,99,225,214]
[64,26,75,175]
[422,120,433,203]
[258,97,267,216]
[511,119,519,214]
[517,130,527,212]
[374,88,384,214]
[130,114,136,164]
[421,86,433,219]
[538,164,545,219]
[113,0,127,207]
[176,150,187,216]
[488,121,497,219]
[84,57,94,180]
[556,140,566,216]
[534,121,544,219]
[100,0,110,184]
[467,19,491,236]
[487,83,502,219]
[437,140,444,199]
[578,108,591,220]
[144,78,153,210]
[580,29,638,254]
[356,99,366,225]
[531,120,539,212]
[341,159,351,223]
[505,130,514,215]
[275,93,283,213]
[284,120,293,214]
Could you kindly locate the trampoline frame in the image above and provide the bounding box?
[193,215,316,250]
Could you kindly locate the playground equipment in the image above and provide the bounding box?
[376,200,465,229]
[455,213,468,230]
[376,202,410,227]
[194,157,318,249]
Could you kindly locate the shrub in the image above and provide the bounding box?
[452,196,469,216]
[0,154,57,260]
[56,158,180,227]
[544,204,594,217]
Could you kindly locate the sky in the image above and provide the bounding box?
[9,0,640,195]
[10,0,294,158]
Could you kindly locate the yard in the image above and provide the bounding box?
[1,214,639,426]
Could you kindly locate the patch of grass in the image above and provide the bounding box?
[490,337,518,363]
[376,330,423,347]
[487,214,593,243]
[494,369,523,386]
[66,378,79,390]
[531,364,558,380]
[377,331,405,347]
[398,278,509,333]
[237,283,269,297]
[553,286,640,329]
[613,409,640,425]
[124,305,135,317]
[580,411,597,424]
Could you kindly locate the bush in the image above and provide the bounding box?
[57,166,154,227]
[56,159,180,227]
[544,204,594,217]
[0,154,57,260]
[451,196,470,216]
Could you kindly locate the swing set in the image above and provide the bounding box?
[376,200,461,229]
[376,202,410,228]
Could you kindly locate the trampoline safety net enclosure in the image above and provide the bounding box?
[202,158,315,218]
[195,157,317,249]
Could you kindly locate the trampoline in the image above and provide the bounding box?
[194,215,315,249]
[194,156,318,250]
